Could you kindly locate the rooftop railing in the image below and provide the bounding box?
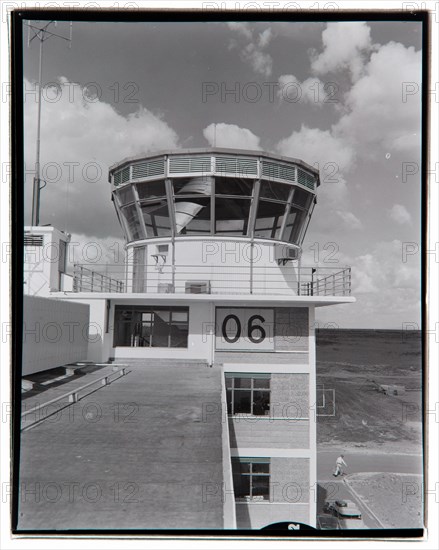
[73,265,124,293]
[72,264,351,297]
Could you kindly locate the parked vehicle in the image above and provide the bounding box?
[317,514,341,529]
[324,499,362,519]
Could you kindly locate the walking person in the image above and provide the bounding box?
[333,454,347,477]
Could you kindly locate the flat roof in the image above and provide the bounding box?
[18,362,225,530]
[51,292,356,307]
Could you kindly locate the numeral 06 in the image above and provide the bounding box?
[222,314,266,344]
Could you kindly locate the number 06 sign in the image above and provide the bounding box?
[215,308,274,351]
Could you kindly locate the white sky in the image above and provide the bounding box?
[22,19,424,328]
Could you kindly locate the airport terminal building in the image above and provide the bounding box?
[23,148,354,529]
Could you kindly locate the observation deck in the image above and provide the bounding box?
[69,148,353,301]
[108,148,319,246]
[72,263,352,297]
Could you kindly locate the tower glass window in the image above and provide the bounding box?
[215,198,251,235]
[259,181,291,201]
[141,201,172,237]
[121,204,143,240]
[283,206,307,243]
[110,152,319,245]
[254,200,288,240]
[173,177,212,234]
[214,177,254,196]
[291,188,313,209]
[115,185,135,207]
[136,180,167,201]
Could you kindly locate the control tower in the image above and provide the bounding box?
[53,147,354,528]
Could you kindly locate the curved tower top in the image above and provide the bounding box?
[108,147,319,252]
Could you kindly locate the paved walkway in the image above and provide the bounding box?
[317,450,423,530]
[318,450,423,480]
[18,363,224,530]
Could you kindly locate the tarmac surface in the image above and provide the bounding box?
[18,362,225,531]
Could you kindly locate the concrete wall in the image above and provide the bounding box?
[216,351,308,364]
[229,419,309,449]
[24,227,70,296]
[70,298,113,363]
[227,373,310,449]
[214,306,309,362]
[271,373,309,415]
[126,238,301,295]
[22,295,89,375]
[271,457,310,503]
[235,458,310,528]
[220,304,314,529]
[274,308,308,351]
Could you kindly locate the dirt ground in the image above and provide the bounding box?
[345,472,424,528]
[316,329,423,453]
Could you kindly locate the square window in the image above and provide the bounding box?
[232,459,270,502]
[226,375,271,415]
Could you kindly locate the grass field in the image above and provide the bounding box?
[316,329,423,452]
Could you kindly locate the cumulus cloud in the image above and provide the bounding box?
[241,44,273,77]
[227,23,273,77]
[353,240,420,294]
[336,41,422,155]
[227,22,252,40]
[276,25,421,201]
[258,27,273,48]
[308,23,421,157]
[67,232,126,272]
[310,21,373,82]
[203,123,262,150]
[24,77,179,238]
[277,74,329,106]
[389,204,412,225]
[277,124,354,173]
[336,210,362,230]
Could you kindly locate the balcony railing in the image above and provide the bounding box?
[73,265,124,293]
[72,264,351,297]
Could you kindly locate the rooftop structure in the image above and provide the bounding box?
[22,147,355,530]
[71,148,351,297]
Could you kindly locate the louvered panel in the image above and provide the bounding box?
[297,168,315,190]
[215,156,258,177]
[121,166,131,183]
[132,158,165,180]
[24,235,43,246]
[169,156,212,174]
[262,161,296,183]
[113,171,122,186]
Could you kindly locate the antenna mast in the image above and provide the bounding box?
[26,20,72,227]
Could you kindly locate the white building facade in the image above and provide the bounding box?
[27,148,354,528]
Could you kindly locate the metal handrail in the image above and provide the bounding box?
[72,263,352,297]
[73,264,124,293]
[21,368,129,430]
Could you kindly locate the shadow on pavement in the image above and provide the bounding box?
[22,365,108,400]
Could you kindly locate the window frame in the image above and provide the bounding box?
[232,457,271,502]
[113,306,189,348]
[226,374,271,416]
